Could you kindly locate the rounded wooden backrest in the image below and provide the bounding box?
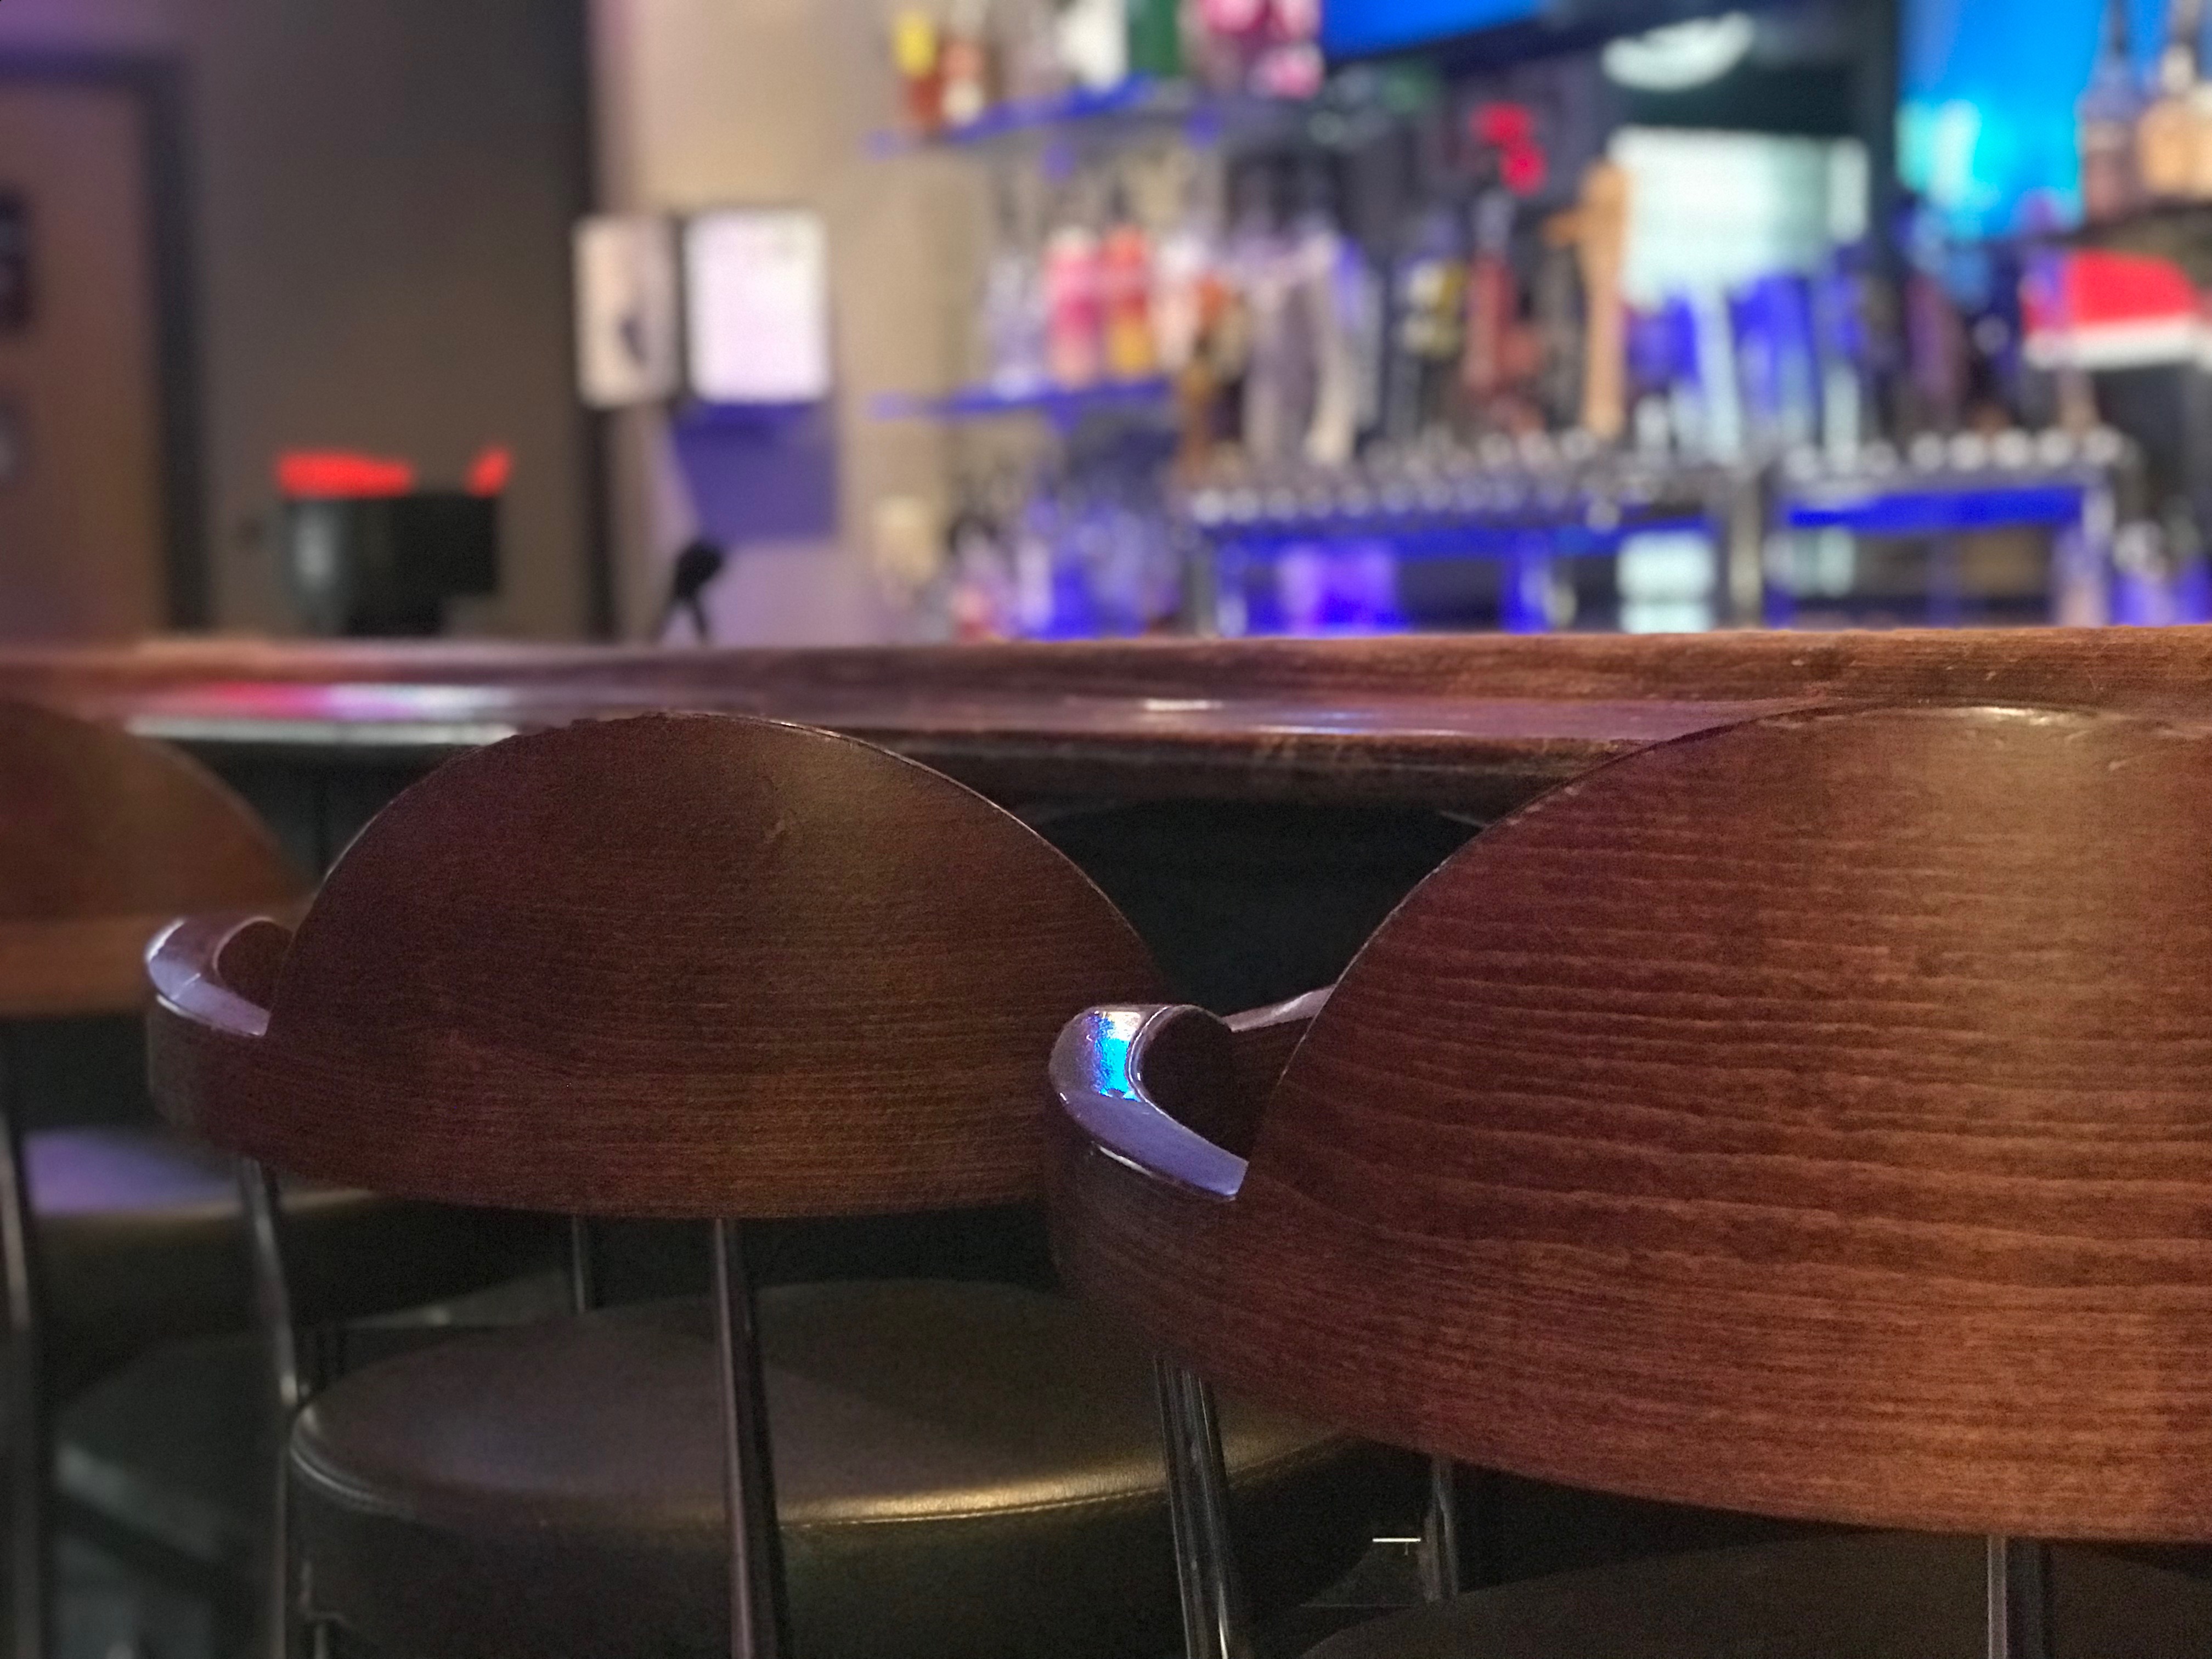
[0,701,301,1017]
[1053,704,2212,1542]
[149,713,1164,1218]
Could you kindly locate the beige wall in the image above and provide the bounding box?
[0,0,597,638]
[592,0,975,643]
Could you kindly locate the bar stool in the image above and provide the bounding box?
[1051,703,2212,1659]
[0,702,549,1659]
[145,713,1404,1659]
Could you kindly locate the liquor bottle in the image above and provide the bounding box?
[1057,0,1130,91]
[1235,161,1316,465]
[1101,190,1160,382]
[1252,0,1324,98]
[1127,0,1183,79]
[1152,162,1216,376]
[980,174,1048,393]
[890,8,945,138]
[1462,189,1527,430]
[938,0,997,129]
[2190,0,2212,196]
[1904,264,1970,435]
[1193,0,1267,93]
[1380,124,1470,442]
[2140,0,2204,199]
[1045,217,1104,389]
[1289,159,1366,467]
[2079,0,2145,223]
[999,0,1071,103]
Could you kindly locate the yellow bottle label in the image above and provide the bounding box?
[892,11,940,78]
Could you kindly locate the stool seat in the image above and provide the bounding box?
[294,1280,1404,1659]
[29,1125,554,1387]
[1303,1532,2212,1659]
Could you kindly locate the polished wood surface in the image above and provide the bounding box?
[150,713,1165,1217]
[0,702,301,1015]
[1052,704,2212,1542]
[15,627,2212,812]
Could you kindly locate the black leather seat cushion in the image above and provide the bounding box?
[1303,1531,2212,1658]
[294,1282,1410,1659]
[30,1125,557,1388]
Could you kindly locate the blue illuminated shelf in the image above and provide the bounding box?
[1782,478,2092,537]
[870,76,1303,156]
[872,377,1173,425]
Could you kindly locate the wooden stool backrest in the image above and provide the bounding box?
[152,713,1163,1219]
[1052,705,2212,1542]
[0,701,301,1017]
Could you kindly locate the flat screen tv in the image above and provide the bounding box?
[1900,0,2163,238]
[1323,0,1763,63]
[1323,0,1548,58]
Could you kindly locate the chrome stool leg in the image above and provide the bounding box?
[1418,1458,1463,1603]
[0,1031,43,1659]
[240,1160,303,1659]
[711,1221,789,1659]
[567,1217,599,1315]
[1986,1536,2051,1659]
[1154,1358,1252,1659]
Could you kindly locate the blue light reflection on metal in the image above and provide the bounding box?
[1210,514,1708,559]
[1784,483,2087,536]
[1079,1008,1149,1103]
[1052,1008,1250,1200]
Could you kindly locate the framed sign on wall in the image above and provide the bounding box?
[682,207,832,406]
[0,193,30,333]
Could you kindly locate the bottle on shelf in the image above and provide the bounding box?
[980,172,1050,393]
[1251,0,1325,99]
[2190,0,2212,196]
[1057,0,1130,92]
[1127,0,1184,80]
[1289,156,1369,467]
[1101,185,1161,382]
[1380,123,1471,443]
[1150,153,1221,377]
[1461,190,1521,426]
[2079,0,2145,223]
[998,0,1071,104]
[1045,219,1105,389]
[1233,159,1317,465]
[939,0,998,130]
[2138,0,2205,199]
[890,7,946,138]
[1162,163,1245,476]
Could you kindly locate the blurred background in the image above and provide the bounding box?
[0,0,2206,649]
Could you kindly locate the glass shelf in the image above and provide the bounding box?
[872,377,1173,425]
[869,75,1305,157]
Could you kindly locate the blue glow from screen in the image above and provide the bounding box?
[1899,0,2165,237]
[1323,0,1547,57]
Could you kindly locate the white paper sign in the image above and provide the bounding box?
[574,215,682,408]
[683,208,832,405]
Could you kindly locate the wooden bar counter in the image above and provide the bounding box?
[6,625,2209,808]
[7,625,2203,1008]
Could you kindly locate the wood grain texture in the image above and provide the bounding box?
[0,702,301,1015]
[20,624,2212,708]
[18,627,2212,814]
[149,713,1165,1219]
[1052,703,2212,1542]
